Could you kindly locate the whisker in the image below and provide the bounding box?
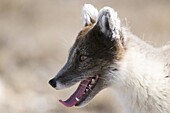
[98,76,108,81]
[84,79,91,82]
[86,75,108,81]
[88,87,92,91]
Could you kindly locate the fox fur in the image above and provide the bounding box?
[49,4,170,113]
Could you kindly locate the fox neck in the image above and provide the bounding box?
[112,33,169,113]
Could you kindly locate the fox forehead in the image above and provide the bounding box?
[77,25,94,39]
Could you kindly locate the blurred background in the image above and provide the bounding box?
[0,0,169,113]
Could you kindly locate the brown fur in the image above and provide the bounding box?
[77,25,94,39]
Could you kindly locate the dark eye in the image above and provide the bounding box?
[79,55,87,62]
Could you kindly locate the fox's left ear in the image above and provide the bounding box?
[82,4,98,26]
[96,7,121,41]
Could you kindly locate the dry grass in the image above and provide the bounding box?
[0,0,169,113]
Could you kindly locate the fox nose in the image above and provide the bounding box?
[49,78,56,88]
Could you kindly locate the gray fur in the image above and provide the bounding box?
[49,4,170,113]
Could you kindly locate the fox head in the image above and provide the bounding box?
[49,4,126,107]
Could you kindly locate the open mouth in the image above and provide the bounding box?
[59,75,99,107]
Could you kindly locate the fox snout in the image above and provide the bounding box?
[49,69,63,89]
[48,64,70,90]
[49,62,82,90]
[48,74,68,90]
[49,73,69,90]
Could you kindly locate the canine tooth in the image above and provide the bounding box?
[91,79,96,84]
[85,89,89,92]
[95,75,99,80]
[75,97,80,102]
[89,84,92,88]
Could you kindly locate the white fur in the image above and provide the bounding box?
[82,4,98,26]
[97,7,121,39]
[55,81,67,90]
[81,4,170,113]
[113,30,170,113]
[91,5,170,113]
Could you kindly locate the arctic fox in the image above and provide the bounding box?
[49,4,170,113]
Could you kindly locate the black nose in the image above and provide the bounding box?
[49,78,56,88]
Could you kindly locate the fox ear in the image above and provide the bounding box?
[82,4,98,26]
[96,7,121,40]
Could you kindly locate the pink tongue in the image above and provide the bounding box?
[59,78,91,107]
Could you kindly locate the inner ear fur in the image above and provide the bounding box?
[82,4,98,26]
[96,7,121,40]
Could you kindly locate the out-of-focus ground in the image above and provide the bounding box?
[0,0,169,113]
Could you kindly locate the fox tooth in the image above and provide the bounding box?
[86,89,89,92]
[75,97,80,102]
[89,84,92,88]
[91,79,96,84]
[95,75,99,80]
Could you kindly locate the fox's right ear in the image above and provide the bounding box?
[82,4,98,26]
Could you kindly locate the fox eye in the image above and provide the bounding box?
[79,55,87,62]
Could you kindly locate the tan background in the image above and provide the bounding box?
[0,0,169,113]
